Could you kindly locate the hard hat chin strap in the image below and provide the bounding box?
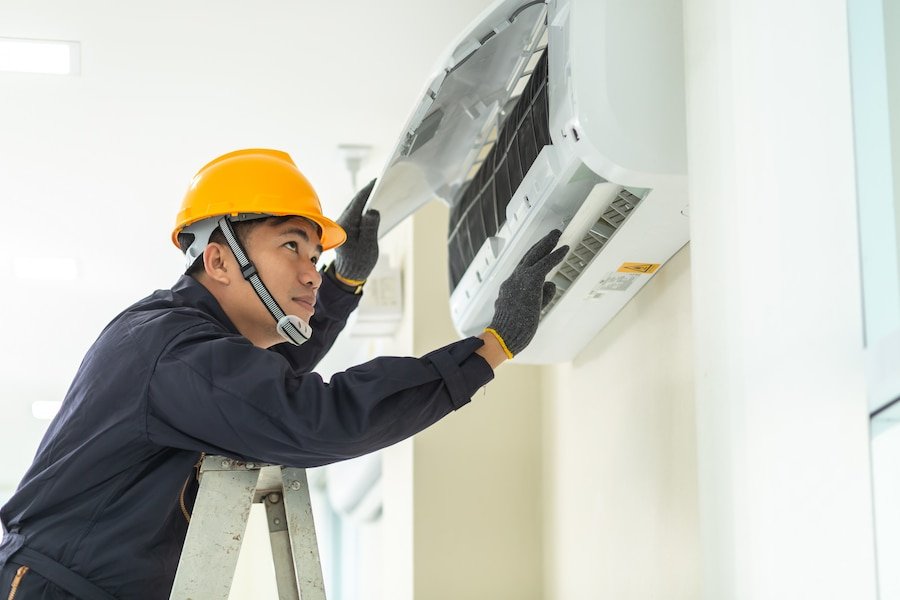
[217,216,311,346]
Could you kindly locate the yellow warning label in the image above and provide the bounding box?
[617,262,660,274]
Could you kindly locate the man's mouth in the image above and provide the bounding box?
[293,296,316,312]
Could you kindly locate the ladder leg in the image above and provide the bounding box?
[280,468,327,600]
[263,492,301,600]
[169,457,261,600]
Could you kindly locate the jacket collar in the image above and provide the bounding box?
[170,275,241,336]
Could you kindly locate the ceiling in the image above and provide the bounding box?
[0,0,495,497]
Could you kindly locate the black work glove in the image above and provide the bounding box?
[333,179,380,283]
[486,229,568,357]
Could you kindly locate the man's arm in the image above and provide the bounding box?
[145,230,564,467]
[146,330,493,468]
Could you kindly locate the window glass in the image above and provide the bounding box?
[850,0,900,346]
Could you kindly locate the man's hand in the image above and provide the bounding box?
[484,229,568,359]
[333,179,380,284]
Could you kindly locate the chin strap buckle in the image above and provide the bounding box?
[277,315,312,346]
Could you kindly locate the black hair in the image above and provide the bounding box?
[178,215,299,278]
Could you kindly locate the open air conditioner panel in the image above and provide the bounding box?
[449,49,551,290]
[365,1,550,238]
[366,0,689,364]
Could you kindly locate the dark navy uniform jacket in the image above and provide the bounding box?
[0,274,493,598]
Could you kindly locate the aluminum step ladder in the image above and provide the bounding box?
[169,455,326,600]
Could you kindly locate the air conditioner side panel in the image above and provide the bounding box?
[515,183,689,364]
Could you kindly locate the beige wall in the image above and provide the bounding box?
[400,202,699,600]
[409,201,545,600]
[543,245,699,600]
[412,366,544,600]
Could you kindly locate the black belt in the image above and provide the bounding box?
[10,546,117,600]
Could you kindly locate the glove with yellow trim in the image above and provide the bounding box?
[485,229,568,357]
[333,179,380,285]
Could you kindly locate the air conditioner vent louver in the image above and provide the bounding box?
[542,189,643,315]
[448,48,551,290]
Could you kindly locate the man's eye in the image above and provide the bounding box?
[311,255,319,265]
[285,241,297,252]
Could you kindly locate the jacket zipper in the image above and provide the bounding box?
[179,452,206,524]
[7,566,28,600]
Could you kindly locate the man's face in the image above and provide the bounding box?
[241,216,323,328]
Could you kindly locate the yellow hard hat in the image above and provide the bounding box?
[172,148,346,252]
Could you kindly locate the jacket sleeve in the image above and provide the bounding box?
[268,273,361,374]
[144,326,494,468]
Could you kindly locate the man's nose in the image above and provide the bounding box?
[301,262,322,289]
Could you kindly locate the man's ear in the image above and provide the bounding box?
[202,242,232,285]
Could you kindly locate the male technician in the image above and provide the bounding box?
[0,148,566,599]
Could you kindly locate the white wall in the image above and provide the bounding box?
[543,245,700,600]
[684,0,878,598]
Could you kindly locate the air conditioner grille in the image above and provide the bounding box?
[447,48,551,291]
[542,189,644,315]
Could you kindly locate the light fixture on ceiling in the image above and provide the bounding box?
[337,144,373,190]
[13,256,79,281]
[0,37,80,75]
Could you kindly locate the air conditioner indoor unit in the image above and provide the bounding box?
[366,0,688,364]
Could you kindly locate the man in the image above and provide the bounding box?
[0,148,566,599]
